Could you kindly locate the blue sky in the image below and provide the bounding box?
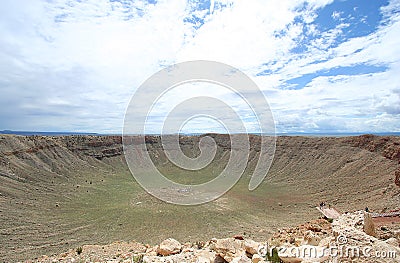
[0,0,399,134]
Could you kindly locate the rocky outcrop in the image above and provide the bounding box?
[343,135,400,188]
[331,211,400,263]
[269,218,332,247]
[141,237,267,263]
[57,135,123,159]
[268,211,400,263]
[32,210,400,263]
[343,134,400,163]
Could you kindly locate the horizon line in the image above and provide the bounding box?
[1,130,400,137]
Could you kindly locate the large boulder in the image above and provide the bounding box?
[363,212,377,237]
[156,238,182,256]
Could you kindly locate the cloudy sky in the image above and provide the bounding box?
[0,0,399,134]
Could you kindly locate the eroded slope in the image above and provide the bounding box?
[0,134,399,261]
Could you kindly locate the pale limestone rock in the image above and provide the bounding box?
[363,212,376,237]
[394,230,400,239]
[276,244,302,263]
[385,237,399,247]
[302,230,321,246]
[244,239,260,255]
[195,256,211,263]
[278,245,328,263]
[181,242,194,253]
[251,253,263,263]
[156,238,182,256]
[330,211,400,262]
[211,238,246,262]
[318,237,333,248]
[196,250,217,262]
[231,255,251,263]
[372,240,400,263]
[278,256,302,263]
[146,246,158,256]
[147,251,158,256]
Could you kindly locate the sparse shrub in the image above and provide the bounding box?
[76,246,83,255]
[132,254,144,263]
[266,247,282,263]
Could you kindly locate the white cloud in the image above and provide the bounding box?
[331,11,342,20]
[0,0,399,133]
